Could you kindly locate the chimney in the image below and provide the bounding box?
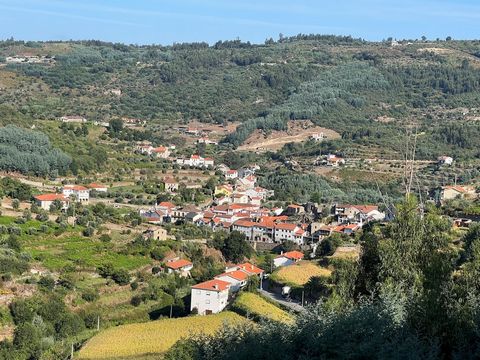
[281,251,283,255]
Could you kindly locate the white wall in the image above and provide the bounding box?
[190,288,229,315]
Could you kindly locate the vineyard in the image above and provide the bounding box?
[271,261,332,286]
[78,312,247,359]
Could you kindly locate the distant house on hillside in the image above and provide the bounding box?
[163,177,179,193]
[88,183,108,193]
[142,227,167,241]
[273,250,304,267]
[440,185,476,202]
[59,115,87,123]
[165,258,193,275]
[438,156,453,166]
[34,194,69,211]
[62,185,90,203]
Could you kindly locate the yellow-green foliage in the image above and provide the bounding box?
[234,292,294,324]
[78,312,246,359]
[272,261,331,286]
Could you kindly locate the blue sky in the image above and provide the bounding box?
[0,0,479,44]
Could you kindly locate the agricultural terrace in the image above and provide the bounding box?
[271,261,332,286]
[234,292,294,324]
[78,312,247,359]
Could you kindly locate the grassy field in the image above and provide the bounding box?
[234,292,294,324]
[271,261,331,286]
[78,312,247,359]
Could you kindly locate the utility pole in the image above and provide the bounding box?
[71,343,74,359]
[301,290,304,307]
[97,315,100,331]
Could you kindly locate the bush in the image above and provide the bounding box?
[111,269,131,285]
[81,289,100,302]
[99,234,111,243]
[130,295,142,307]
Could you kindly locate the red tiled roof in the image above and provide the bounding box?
[64,185,88,191]
[237,262,264,275]
[234,219,257,228]
[192,279,230,292]
[153,146,167,153]
[191,154,200,159]
[88,183,107,189]
[158,201,175,208]
[166,259,193,270]
[275,223,298,231]
[216,270,249,281]
[277,251,304,260]
[34,194,67,202]
[353,205,379,214]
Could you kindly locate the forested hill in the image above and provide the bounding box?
[2,35,480,158]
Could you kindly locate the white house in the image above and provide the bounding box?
[273,251,304,268]
[34,194,69,211]
[273,223,306,245]
[225,170,238,180]
[438,156,453,166]
[62,185,90,203]
[191,279,231,315]
[176,154,214,168]
[165,258,193,276]
[215,270,249,292]
[60,115,86,123]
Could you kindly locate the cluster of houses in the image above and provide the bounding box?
[176,154,214,168]
[33,183,108,211]
[6,55,55,64]
[140,163,387,246]
[134,143,172,159]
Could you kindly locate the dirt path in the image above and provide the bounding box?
[238,121,340,152]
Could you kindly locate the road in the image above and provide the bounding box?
[260,280,305,313]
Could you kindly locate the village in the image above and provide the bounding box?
[21,130,478,316]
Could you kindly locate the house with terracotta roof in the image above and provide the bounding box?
[215,270,249,292]
[440,185,476,202]
[191,279,230,315]
[165,258,193,275]
[62,185,90,203]
[274,250,304,267]
[225,169,238,180]
[176,154,214,168]
[88,183,108,193]
[228,262,264,277]
[152,146,171,159]
[34,194,69,211]
[274,223,306,245]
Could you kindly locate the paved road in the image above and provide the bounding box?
[260,280,305,313]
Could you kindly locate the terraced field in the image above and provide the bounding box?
[78,312,247,359]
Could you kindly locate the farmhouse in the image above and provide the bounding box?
[152,146,171,159]
[34,194,69,211]
[191,279,230,315]
[440,185,476,201]
[59,115,86,123]
[163,177,179,193]
[165,258,193,276]
[62,185,90,203]
[325,154,345,167]
[437,156,453,165]
[88,183,108,193]
[142,227,167,241]
[273,251,304,268]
